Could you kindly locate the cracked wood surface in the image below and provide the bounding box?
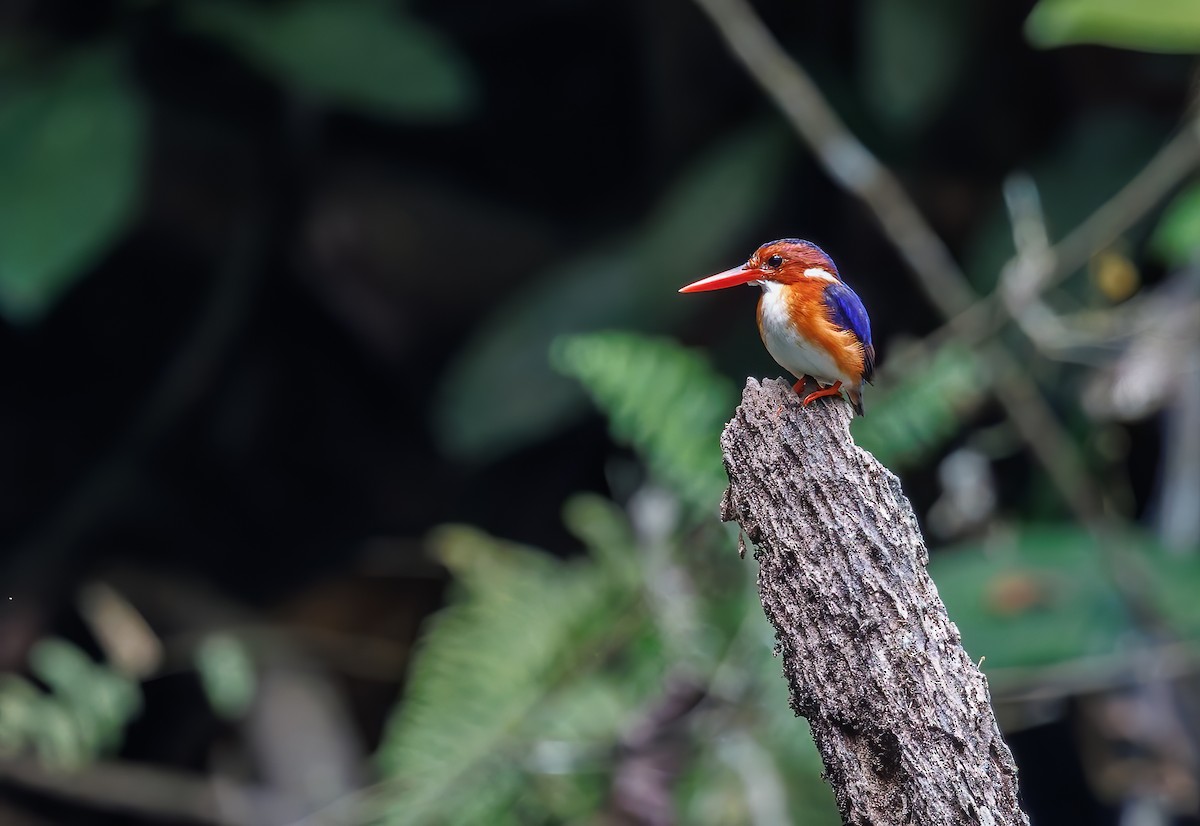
[719,378,1028,826]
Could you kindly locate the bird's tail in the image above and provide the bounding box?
[847,387,865,417]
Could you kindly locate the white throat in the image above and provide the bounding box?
[756,279,848,386]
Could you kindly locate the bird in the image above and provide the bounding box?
[679,238,875,415]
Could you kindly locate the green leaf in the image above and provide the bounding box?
[930,525,1200,682]
[184,0,474,122]
[1137,544,1200,638]
[2,638,144,768]
[673,568,838,825]
[0,45,145,323]
[27,638,94,695]
[851,343,990,470]
[33,700,89,770]
[860,0,971,131]
[0,675,42,757]
[932,526,1132,672]
[30,640,140,755]
[195,634,257,720]
[432,124,790,461]
[374,525,647,825]
[553,332,736,513]
[560,493,641,583]
[1151,181,1200,266]
[82,670,142,752]
[1027,0,1200,52]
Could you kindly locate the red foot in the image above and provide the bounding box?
[801,380,842,407]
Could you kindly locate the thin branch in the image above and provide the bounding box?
[937,123,1200,349]
[0,758,307,826]
[1041,120,1200,292]
[997,175,1198,366]
[999,174,1082,357]
[606,676,707,826]
[989,639,1200,708]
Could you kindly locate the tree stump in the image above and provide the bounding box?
[719,378,1028,826]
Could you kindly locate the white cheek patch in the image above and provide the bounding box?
[803,267,838,283]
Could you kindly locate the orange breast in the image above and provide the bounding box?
[773,279,866,381]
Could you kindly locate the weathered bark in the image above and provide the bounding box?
[720,378,1028,826]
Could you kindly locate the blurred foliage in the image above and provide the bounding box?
[553,331,991,488]
[375,518,646,825]
[0,639,141,769]
[183,0,475,122]
[934,525,1200,673]
[194,633,257,721]
[965,110,1166,294]
[0,629,259,772]
[851,343,991,470]
[0,0,472,326]
[375,326,860,824]
[859,0,971,133]
[552,332,736,514]
[432,125,791,462]
[373,501,841,825]
[375,329,1015,823]
[1151,182,1200,265]
[934,527,1136,670]
[0,44,145,324]
[2,0,1198,821]
[1026,0,1200,52]
[376,315,1200,821]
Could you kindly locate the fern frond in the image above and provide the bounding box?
[373,524,650,825]
[552,332,736,513]
[852,343,989,469]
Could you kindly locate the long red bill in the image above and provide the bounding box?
[678,264,758,293]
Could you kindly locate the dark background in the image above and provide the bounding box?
[2,0,1199,823]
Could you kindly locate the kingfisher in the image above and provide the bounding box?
[679,238,875,415]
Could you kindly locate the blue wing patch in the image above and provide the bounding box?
[824,282,876,383]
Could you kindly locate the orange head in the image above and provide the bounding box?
[678,239,840,293]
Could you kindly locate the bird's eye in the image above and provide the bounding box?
[766,255,783,269]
